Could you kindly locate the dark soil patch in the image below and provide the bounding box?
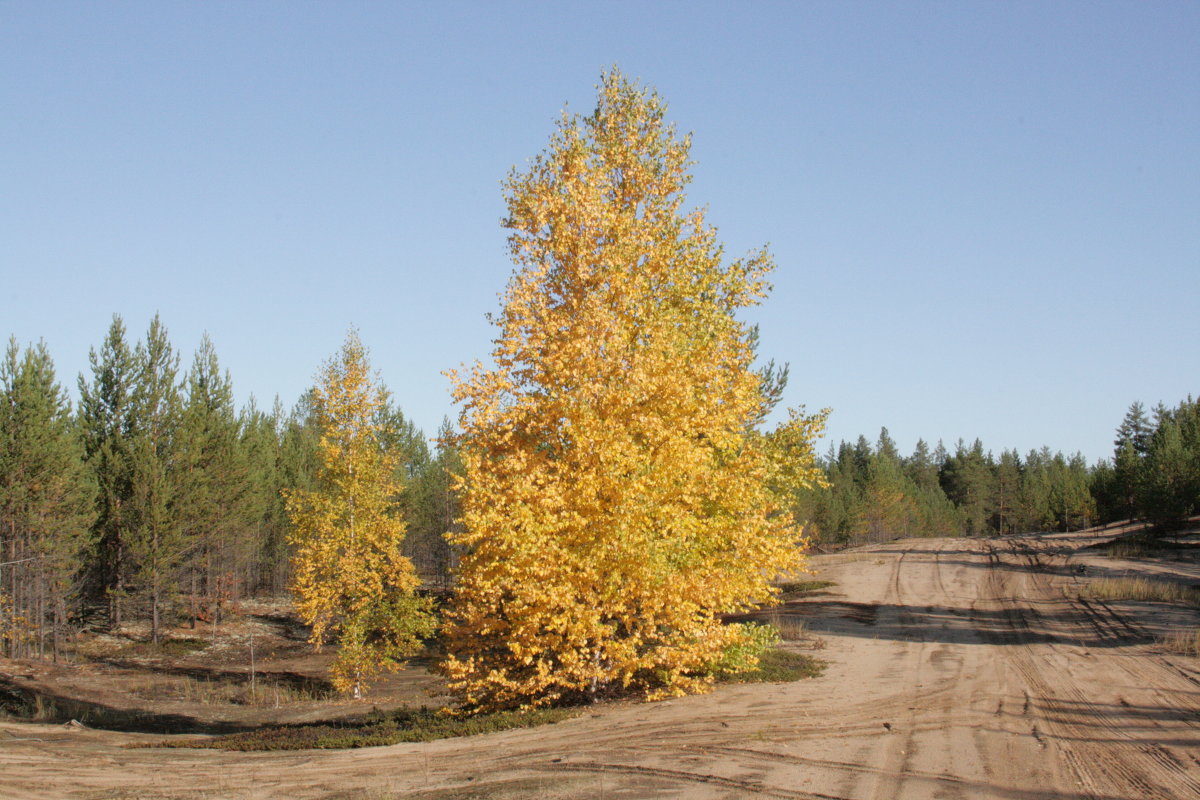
[146,705,580,751]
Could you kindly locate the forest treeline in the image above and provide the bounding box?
[0,315,459,659]
[2,315,1196,662]
[792,397,1200,547]
[4,312,1194,661]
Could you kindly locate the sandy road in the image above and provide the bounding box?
[3,532,1200,799]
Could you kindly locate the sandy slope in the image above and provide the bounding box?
[3,531,1199,799]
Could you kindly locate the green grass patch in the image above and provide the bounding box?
[1160,629,1200,657]
[720,648,825,683]
[1080,577,1200,606]
[777,579,835,597]
[146,705,579,751]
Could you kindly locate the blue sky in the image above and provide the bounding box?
[2,1,1197,462]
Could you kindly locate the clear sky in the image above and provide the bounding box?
[2,1,1197,463]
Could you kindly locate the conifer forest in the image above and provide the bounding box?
[5,280,1196,672]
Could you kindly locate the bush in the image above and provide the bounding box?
[706,622,781,677]
[721,649,826,683]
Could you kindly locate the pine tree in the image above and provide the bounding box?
[0,340,95,658]
[176,334,250,623]
[1110,401,1153,523]
[941,439,995,536]
[1089,458,1121,524]
[905,439,939,492]
[1139,410,1197,532]
[125,315,185,644]
[441,70,824,711]
[906,439,961,536]
[993,450,1022,535]
[78,316,138,626]
[267,393,322,594]
[404,418,461,588]
[1053,453,1095,531]
[1115,401,1153,456]
[238,396,284,594]
[1112,439,1142,522]
[1019,447,1055,531]
[285,331,434,697]
[860,431,917,541]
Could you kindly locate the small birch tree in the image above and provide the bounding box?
[285,331,434,697]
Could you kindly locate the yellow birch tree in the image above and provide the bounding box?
[441,70,826,711]
[285,331,434,697]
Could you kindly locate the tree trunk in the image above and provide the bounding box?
[151,580,160,645]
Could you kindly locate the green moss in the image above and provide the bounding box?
[720,648,825,683]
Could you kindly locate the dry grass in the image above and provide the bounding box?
[128,675,334,706]
[1078,577,1200,606]
[763,612,809,642]
[115,637,211,658]
[1160,629,1200,657]
[1104,540,1162,560]
[812,552,880,565]
[777,579,836,598]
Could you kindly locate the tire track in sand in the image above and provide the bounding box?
[982,539,1200,799]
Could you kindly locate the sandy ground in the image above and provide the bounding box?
[3,530,1200,799]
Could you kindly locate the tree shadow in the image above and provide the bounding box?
[0,678,257,734]
[743,598,1160,649]
[92,658,334,696]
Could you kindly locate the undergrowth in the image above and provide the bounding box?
[710,619,826,683]
[1160,629,1200,657]
[719,649,826,683]
[777,579,836,597]
[762,612,809,642]
[128,674,335,706]
[144,705,578,751]
[1078,577,1200,606]
[114,637,211,658]
[1099,534,1198,561]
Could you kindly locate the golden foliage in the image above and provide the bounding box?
[285,332,434,697]
[441,70,826,711]
[0,590,33,653]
